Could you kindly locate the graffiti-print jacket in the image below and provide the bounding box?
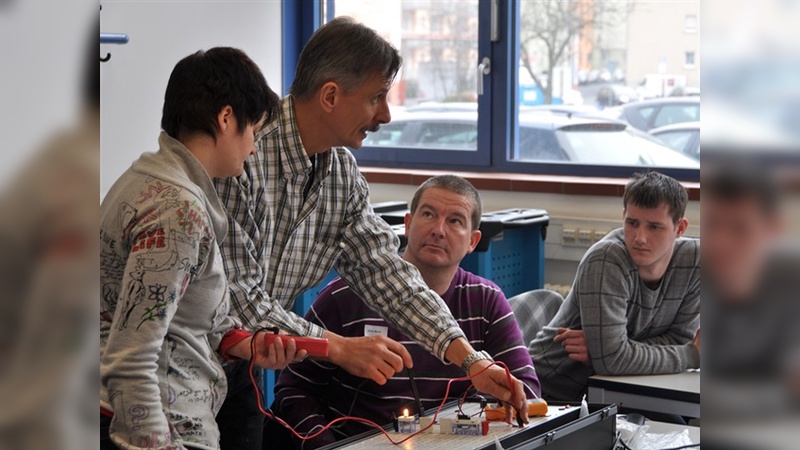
[100,132,239,450]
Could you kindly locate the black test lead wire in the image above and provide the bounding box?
[406,368,425,417]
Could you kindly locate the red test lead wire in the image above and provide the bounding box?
[247,333,522,445]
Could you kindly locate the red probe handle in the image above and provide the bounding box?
[263,333,330,357]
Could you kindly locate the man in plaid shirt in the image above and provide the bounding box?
[271,175,541,448]
[214,17,528,449]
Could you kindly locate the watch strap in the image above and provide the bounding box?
[461,350,493,374]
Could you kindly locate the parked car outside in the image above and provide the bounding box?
[362,111,699,168]
[595,84,641,107]
[598,96,700,131]
[406,102,477,113]
[649,121,700,161]
[668,86,700,97]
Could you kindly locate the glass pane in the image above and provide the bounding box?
[557,128,698,168]
[518,127,566,161]
[361,121,408,146]
[516,0,700,169]
[417,122,477,148]
[653,104,700,128]
[333,0,480,151]
[637,107,656,120]
[653,130,694,152]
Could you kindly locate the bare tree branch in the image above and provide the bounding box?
[520,42,546,95]
[520,0,631,104]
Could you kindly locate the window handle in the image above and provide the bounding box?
[477,57,491,96]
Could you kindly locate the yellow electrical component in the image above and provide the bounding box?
[484,398,549,421]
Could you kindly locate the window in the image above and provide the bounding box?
[329,0,486,168]
[684,51,696,69]
[362,122,407,146]
[305,1,699,180]
[518,128,564,161]
[363,116,478,150]
[654,131,693,151]
[684,14,697,33]
[653,104,700,128]
[652,130,700,161]
[635,106,656,122]
[417,122,477,149]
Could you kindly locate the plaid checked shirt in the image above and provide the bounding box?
[214,96,465,361]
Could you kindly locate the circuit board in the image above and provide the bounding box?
[335,403,578,450]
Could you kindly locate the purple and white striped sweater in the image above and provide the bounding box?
[272,267,540,447]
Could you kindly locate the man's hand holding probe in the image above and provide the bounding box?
[322,332,529,424]
[446,337,529,425]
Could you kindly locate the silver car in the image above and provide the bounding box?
[363,111,699,168]
[649,121,700,161]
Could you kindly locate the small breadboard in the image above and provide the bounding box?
[340,403,578,449]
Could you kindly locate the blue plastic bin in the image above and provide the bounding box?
[460,208,549,298]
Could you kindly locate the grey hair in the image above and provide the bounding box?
[290,17,402,99]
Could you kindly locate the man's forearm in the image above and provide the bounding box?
[444,337,475,367]
[591,331,698,375]
[338,257,465,361]
[320,330,345,364]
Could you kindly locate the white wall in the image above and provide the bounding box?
[0,0,95,190]
[100,0,283,198]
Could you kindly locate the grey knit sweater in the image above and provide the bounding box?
[529,228,700,401]
[100,132,239,450]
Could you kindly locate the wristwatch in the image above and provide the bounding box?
[460,350,493,374]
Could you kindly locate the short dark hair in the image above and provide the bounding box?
[623,172,688,223]
[704,165,780,217]
[290,17,402,100]
[161,47,278,140]
[410,175,482,230]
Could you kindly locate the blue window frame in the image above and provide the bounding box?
[283,0,700,182]
[281,0,323,96]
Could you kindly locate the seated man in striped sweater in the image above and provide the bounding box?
[271,175,540,448]
[529,172,700,404]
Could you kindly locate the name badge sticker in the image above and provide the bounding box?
[364,324,389,338]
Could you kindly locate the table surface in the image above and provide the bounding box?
[335,403,580,450]
[588,370,700,396]
[703,417,799,449]
[645,419,701,444]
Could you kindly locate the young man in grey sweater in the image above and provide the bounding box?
[529,172,700,402]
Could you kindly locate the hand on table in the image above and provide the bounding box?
[554,328,591,366]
